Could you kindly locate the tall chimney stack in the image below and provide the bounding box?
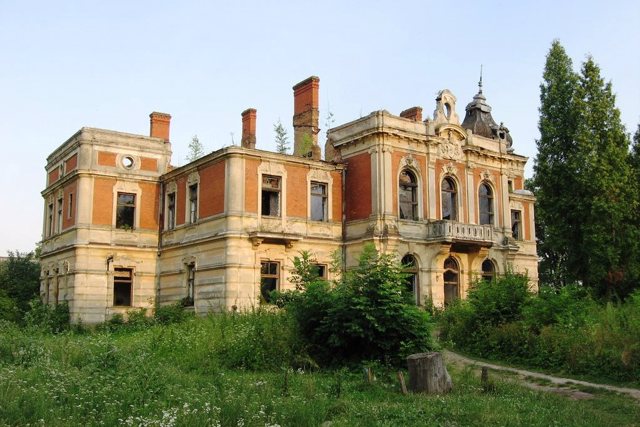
[149,112,171,143]
[292,76,321,160]
[241,108,257,149]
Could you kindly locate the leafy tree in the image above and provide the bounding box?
[274,120,290,154]
[0,251,40,317]
[186,135,204,162]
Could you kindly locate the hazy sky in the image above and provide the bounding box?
[1,0,639,254]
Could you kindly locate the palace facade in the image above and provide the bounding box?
[40,76,538,323]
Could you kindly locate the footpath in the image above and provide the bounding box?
[442,349,640,402]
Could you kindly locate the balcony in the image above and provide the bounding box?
[425,220,494,248]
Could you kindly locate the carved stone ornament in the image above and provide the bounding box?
[441,162,458,176]
[438,139,462,160]
[187,171,199,185]
[399,155,421,175]
[480,169,493,182]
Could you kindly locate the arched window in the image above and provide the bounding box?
[399,169,418,220]
[481,259,495,282]
[443,257,459,305]
[479,182,494,225]
[401,254,419,304]
[441,178,458,221]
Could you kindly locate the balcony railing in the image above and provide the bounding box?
[425,220,494,246]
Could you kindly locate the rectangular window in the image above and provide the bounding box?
[47,203,54,237]
[185,263,195,306]
[189,184,198,223]
[56,198,63,233]
[312,263,327,279]
[310,182,328,221]
[113,268,133,306]
[167,192,176,230]
[511,209,522,240]
[261,175,281,217]
[67,193,73,219]
[116,193,136,229]
[260,261,280,302]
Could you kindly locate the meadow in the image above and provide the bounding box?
[1,311,639,427]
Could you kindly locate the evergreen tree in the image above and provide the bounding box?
[274,120,290,154]
[186,135,204,162]
[533,40,579,286]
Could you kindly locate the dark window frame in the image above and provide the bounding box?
[441,177,458,221]
[167,192,176,230]
[401,254,419,304]
[444,256,460,305]
[261,175,281,217]
[511,209,522,240]
[482,259,495,282]
[399,169,418,220]
[188,184,198,224]
[260,260,280,303]
[113,267,133,307]
[116,192,136,229]
[310,181,328,221]
[479,182,494,225]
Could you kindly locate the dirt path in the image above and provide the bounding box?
[442,349,640,402]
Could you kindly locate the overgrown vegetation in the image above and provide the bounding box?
[0,251,40,322]
[275,246,433,367]
[439,275,640,384]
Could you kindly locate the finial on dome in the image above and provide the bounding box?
[478,64,483,94]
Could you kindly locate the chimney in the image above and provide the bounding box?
[400,106,423,122]
[241,108,257,149]
[292,76,321,160]
[149,112,171,142]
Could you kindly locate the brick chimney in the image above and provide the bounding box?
[149,112,171,142]
[292,76,321,160]
[241,108,257,149]
[400,106,423,122]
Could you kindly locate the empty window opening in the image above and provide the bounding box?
[511,210,522,240]
[444,257,459,305]
[113,268,133,306]
[116,193,136,229]
[402,254,419,304]
[189,184,198,224]
[185,263,195,306]
[47,203,54,237]
[399,169,418,220]
[479,183,494,225]
[261,175,281,217]
[482,259,495,282]
[310,182,328,221]
[441,178,458,221]
[260,261,280,303]
[167,192,176,230]
[56,198,63,233]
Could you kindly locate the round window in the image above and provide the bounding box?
[122,156,135,169]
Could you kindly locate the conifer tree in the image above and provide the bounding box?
[533,40,579,286]
[274,120,290,154]
[186,135,204,162]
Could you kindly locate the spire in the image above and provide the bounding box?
[478,65,483,95]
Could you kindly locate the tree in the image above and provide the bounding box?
[0,251,40,317]
[274,120,290,154]
[533,40,579,286]
[186,135,204,162]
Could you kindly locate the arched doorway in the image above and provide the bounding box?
[481,259,495,282]
[443,257,459,305]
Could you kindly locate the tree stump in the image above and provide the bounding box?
[406,352,452,394]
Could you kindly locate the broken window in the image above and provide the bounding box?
[116,193,136,229]
[260,261,279,303]
[479,182,494,225]
[113,268,133,306]
[401,254,419,304]
[311,263,327,279]
[167,192,176,230]
[261,175,281,217]
[482,259,495,282]
[399,169,418,220]
[47,202,54,237]
[444,257,459,305]
[56,197,63,233]
[441,178,458,221]
[185,263,195,306]
[310,181,328,221]
[511,209,522,240]
[189,184,198,224]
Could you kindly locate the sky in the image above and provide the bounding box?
[1,0,639,254]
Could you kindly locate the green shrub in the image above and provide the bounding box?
[154,301,191,324]
[23,299,70,333]
[280,246,433,367]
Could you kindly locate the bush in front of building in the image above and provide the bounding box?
[23,299,70,333]
[277,245,434,367]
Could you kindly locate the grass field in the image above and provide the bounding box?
[1,314,638,426]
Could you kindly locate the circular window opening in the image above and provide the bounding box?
[122,156,135,169]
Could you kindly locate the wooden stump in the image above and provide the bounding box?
[406,352,452,394]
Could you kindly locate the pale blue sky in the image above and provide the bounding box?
[1,0,638,254]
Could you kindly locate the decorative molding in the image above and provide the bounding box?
[258,160,286,176]
[441,162,458,176]
[437,138,462,160]
[187,171,199,185]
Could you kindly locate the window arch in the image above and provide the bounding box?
[399,169,418,220]
[443,256,459,305]
[441,177,458,221]
[479,182,494,225]
[401,254,419,304]
[481,259,495,282]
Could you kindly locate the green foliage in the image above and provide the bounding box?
[0,251,40,318]
[154,301,192,325]
[186,134,205,162]
[533,41,639,296]
[274,119,290,154]
[280,246,433,367]
[23,299,70,333]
